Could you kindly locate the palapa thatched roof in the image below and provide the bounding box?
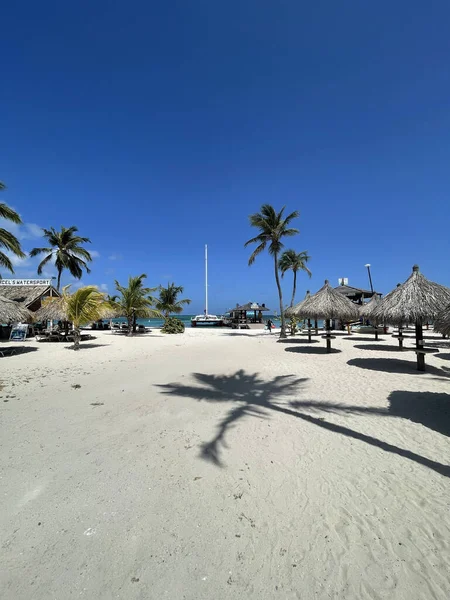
[35,297,119,322]
[359,294,381,319]
[292,281,360,321]
[0,284,60,309]
[34,298,68,322]
[370,265,450,326]
[434,304,450,336]
[286,291,311,317]
[0,295,32,323]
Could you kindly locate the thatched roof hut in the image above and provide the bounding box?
[371,265,450,371]
[0,295,32,323]
[359,294,380,319]
[434,304,450,337]
[285,291,310,318]
[294,281,360,322]
[35,297,119,323]
[293,281,359,351]
[370,266,450,326]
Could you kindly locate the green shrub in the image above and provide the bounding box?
[289,316,299,335]
[161,316,185,334]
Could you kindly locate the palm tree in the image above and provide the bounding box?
[279,249,311,307]
[245,204,299,338]
[112,274,161,335]
[0,181,26,273]
[41,285,110,350]
[155,283,191,319]
[30,226,92,291]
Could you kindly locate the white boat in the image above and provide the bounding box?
[191,245,223,327]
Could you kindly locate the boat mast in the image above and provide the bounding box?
[205,244,208,315]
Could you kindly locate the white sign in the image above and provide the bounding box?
[250,302,259,309]
[338,278,348,286]
[0,279,52,286]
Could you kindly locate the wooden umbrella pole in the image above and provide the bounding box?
[307,318,312,342]
[325,318,332,352]
[415,317,425,371]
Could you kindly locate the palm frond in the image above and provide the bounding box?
[0,203,22,224]
[0,228,26,256]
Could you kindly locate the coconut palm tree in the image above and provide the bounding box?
[0,181,26,273]
[245,204,299,338]
[155,283,191,319]
[279,249,311,307]
[30,226,92,291]
[41,285,110,350]
[112,274,161,335]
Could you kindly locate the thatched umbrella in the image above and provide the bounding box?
[0,295,32,323]
[434,304,450,337]
[294,280,360,351]
[34,299,67,322]
[370,265,450,370]
[359,294,382,340]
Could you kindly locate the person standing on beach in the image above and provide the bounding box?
[266,318,274,334]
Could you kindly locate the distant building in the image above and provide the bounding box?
[0,279,60,312]
[334,284,381,305]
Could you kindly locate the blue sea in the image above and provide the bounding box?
[107,315,324,329]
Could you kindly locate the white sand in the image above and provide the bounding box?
[1,328,450,599]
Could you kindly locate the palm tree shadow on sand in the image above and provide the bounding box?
[156,369,450,477]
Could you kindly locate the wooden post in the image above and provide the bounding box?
[398,324,403,349]
[325,319,332,352]
[415,318,425,371]
[307,318,312,342]
[314,319,318,335]
[374,323,379,341]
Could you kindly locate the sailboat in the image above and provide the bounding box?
[191,245,223,327]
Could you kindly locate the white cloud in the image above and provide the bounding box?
[4,251,30,268]
[0,219,44,241]
[162,274,172,279]
[108,253,123,261]
[24,223,44,239]
[100,283,108,292]
[90,250,100,258]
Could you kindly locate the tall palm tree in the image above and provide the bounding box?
[245,204,299,338]
[30,226,92,291]
[155,283,191,319]
[112,274,161,335]
[0,181,26,273]
[279,249,312,307]
[41,285,110,350]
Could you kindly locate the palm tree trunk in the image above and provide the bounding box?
[127,315,133,336]
[290,270,297,307]
[274,253,286,338]
[57,268,62,292]
[73,326,81,350]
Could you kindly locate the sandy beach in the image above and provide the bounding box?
[1,328,450,599]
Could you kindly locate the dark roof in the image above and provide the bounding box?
[232,302,270,312]
[0,285,60,309]
[334,285,379,298]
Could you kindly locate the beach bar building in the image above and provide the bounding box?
[226,302,270,329]
[334,283,381,305]
[0,279,60,313]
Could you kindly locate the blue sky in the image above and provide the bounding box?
[1,1,449,313]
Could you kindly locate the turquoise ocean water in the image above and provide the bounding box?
[108,315,324,329]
